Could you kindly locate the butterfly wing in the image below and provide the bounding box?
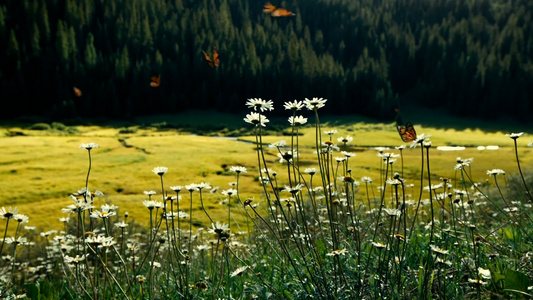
[212,49,220,67]
[271,8,295,17]
[405,122,416,141]
[203,50,215,68]
[150,75,161,87]
[397,122,417,142]
[73,87,82,97]
[263,3,276,13]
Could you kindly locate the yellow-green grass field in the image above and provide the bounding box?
[1,110,532,231]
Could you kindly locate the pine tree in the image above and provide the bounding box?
[85,33,98,70]
[7,29,21,71]
[30,22,41,56]
[55,20,70,66]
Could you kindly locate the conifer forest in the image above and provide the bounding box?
[0,0,531,121]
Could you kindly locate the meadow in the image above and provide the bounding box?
[0,101,532,299]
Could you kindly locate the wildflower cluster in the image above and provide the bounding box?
[1,103,531,300]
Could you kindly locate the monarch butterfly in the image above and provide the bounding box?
[202,49,220,68]
[397,122,417,142]
[73,87,82,97]
[263,2,295,17]
[150,75,161,87]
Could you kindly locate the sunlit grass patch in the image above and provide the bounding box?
[1,119,532,229]
[0,106,532,299]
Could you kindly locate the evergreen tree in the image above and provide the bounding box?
[6,29,20,71]
[0,0,531,119]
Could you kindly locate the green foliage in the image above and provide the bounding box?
[50,122,67,131]
[118,126,138,134]
[84,33,98,69]
[55,20,70,65]
[0,0,531,120]
[6,128,25,136]
[505,269,530,293]
[23,283,39,299]
[39,280,69,299]
[29,123,52,131]
[6,29,20,66]
[0,105,533,299]
[28,122,79,134]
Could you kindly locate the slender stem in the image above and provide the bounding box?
[512,139,532,201]
[422,145,435,297]
[199,189,214,225]
[85,149,92,193]
[10,222,21,281]
[408,142,425,241]
[0,218,10,256]
[235,173,250,234]
[426,146,435,244]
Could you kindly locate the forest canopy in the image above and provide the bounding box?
[0,0,531,121]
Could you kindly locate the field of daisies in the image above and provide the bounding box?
[1,98,532,299]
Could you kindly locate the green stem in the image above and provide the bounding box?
[512,139,532,201]
[0,218,10,256]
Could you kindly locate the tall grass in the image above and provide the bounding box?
[0,99,532,299]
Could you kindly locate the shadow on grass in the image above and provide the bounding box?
[2,106,531,137]
[395,104,531,132]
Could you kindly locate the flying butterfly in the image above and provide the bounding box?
[150,75,161,87]
[202,49,220,68]
[263,2,295,17]
[263,2,276,13]
[397,122,417,142]
[73,87,82,97]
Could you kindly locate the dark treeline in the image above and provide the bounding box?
[0,0,531,121]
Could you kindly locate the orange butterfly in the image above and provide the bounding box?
[263,2,295,17]
[150,75,161,87]
[202,49,220,68]
[73,87,82,97]
[397,122,417,142]
[263,2,276,13]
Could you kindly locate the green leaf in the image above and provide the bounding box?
[417,265,425,298]
[315,239,326,257]
[24,283,40,300]
[502,289,533,298]
[504,269,530,292]
[493,272,506,290]
[502,228,515,240]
